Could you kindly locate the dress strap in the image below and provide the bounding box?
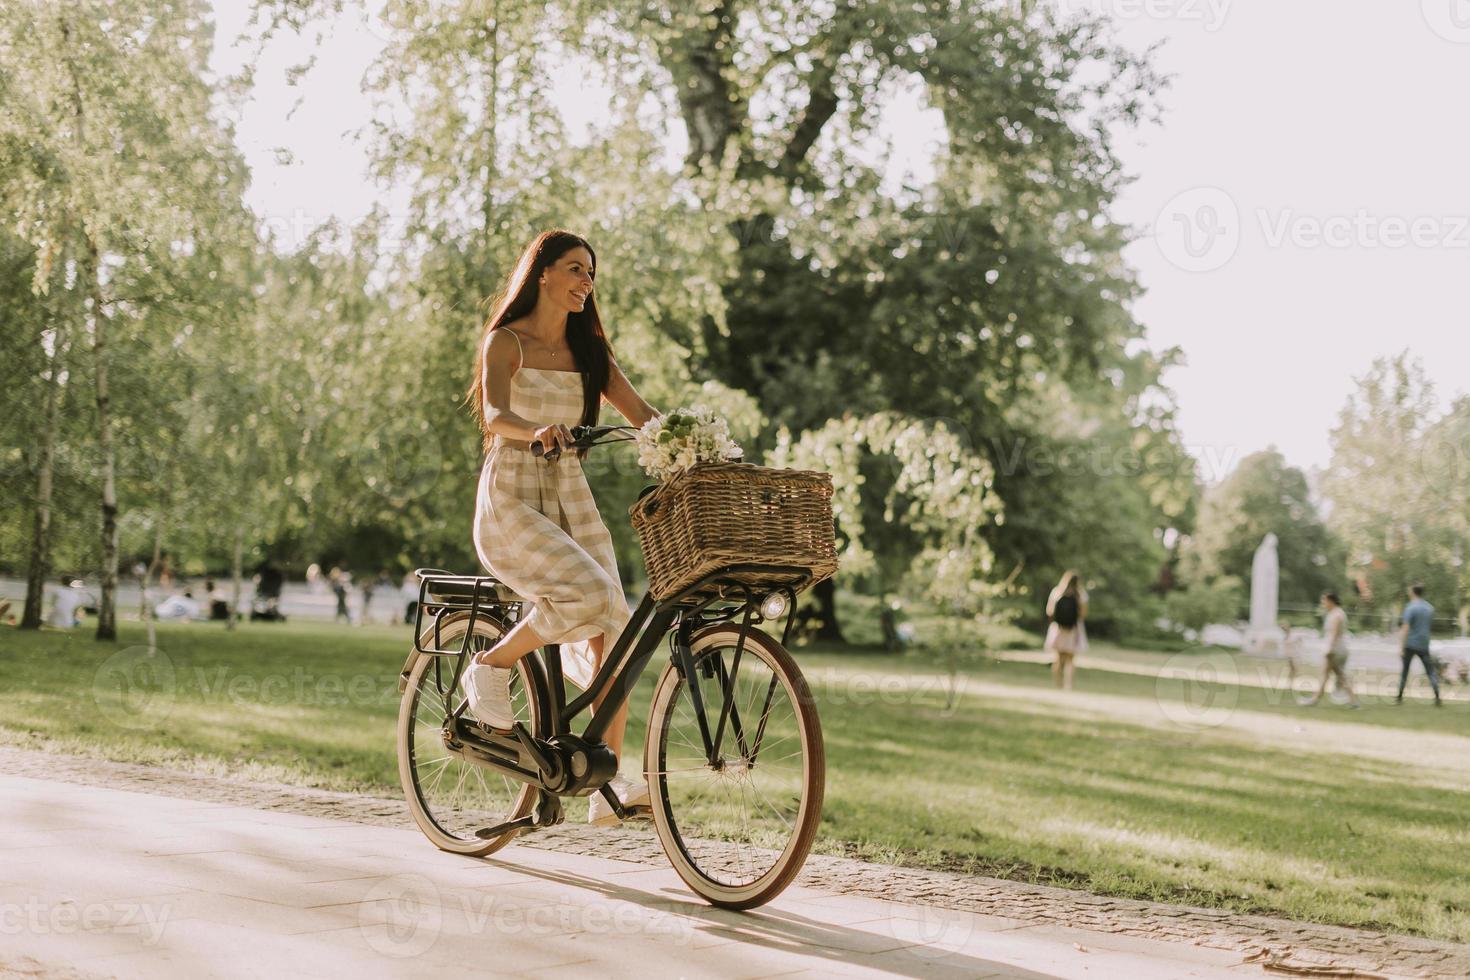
[482,326,526,424]
[500,326,525,369]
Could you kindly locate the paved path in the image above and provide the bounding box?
[2,773,1253,980]
[4,749,1468,978]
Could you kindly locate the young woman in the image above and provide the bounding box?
[1302,591,1360,708]
[461,229,663,826]
[1044,570,1088,690]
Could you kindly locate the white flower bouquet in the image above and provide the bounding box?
[635,405,744,482]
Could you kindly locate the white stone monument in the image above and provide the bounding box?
[1244,533,1280,655]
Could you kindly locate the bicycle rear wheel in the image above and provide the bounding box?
[644,624,824,909]
[397,613,544,856]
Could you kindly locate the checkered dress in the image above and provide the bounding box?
[472,337,632,691]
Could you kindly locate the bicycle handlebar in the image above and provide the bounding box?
[530,424,639,461]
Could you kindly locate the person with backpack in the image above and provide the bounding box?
[1045,570,1088,689]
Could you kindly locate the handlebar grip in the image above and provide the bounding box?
[530,425,591,460]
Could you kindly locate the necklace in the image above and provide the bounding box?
[516,326,570,362]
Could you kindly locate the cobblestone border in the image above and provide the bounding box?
[3,747,1465,979]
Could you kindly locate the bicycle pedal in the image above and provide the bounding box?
[468,719,514,738]
[622,804,652,820]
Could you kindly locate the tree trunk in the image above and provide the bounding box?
[60,15,118,641]
[142,524,162,652]
[229,528,244,631]
[20,321,64,630]
[88,235,119,642]
[812,576,845,643]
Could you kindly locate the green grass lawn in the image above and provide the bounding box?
[1,607,1466,943]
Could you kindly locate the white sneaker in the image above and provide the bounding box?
[463,662,514,731]
[587,774,650,827]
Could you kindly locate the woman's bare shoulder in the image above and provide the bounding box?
[485,324,525,369]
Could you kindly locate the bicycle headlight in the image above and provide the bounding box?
[759,591,788,620]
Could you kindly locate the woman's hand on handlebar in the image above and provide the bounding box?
[530,422,575,457]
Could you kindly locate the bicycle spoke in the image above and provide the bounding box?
[747,778,795,832]
[404,633,534,847]
[645,765,721,776]
[653,636,814,894]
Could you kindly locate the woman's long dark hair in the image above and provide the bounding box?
[1055,570,1080,596]
[466,229,614,461]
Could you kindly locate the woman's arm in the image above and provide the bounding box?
[482,328,544,441]
[603,354,661,427]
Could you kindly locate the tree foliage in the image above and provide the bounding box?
[2,0,1207,645]
[1181,449,1342,612]
[1320,353,1467,616]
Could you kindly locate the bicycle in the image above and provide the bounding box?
[395,424,826,909]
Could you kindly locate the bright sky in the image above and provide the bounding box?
[208,1,1470,483]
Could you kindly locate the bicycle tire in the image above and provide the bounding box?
[397,611,550,856]
[644,624,825,909]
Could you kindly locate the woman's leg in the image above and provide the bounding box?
[474,617,546,668]
[586,631,632,761]
[1062,652,1076,690]
[1305,662,1329,705]
[1051,650,1063,687]
[1331,657,1358,705]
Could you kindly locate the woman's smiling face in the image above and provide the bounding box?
[542,247,595,312]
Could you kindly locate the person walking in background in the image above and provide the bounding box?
[329,567,351,624]
[400,570,420,625]
[1303,592,1360,708]
[361,573,377,624]
[1044,570,1088,690]
[1396,584,1442,706]
[363,569,392,625]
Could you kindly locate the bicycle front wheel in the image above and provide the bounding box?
[644,624,824,909]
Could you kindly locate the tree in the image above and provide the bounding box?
[1321,353,1466,617]
[238,0,1180,639]
[1419,397,1470,611]
[769,410,1003,638]
[2,0,254,638]
[1181,449,1341,612]
[0,233,74,628]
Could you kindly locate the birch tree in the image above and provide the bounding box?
[1,0,252,638]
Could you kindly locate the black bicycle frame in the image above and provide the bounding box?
[410,422,817,801]
[413,561,810,769]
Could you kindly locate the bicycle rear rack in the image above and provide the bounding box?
[412,562,813,655]
[411,568,523,657]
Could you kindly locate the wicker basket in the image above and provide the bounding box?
[629,461,839,602]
